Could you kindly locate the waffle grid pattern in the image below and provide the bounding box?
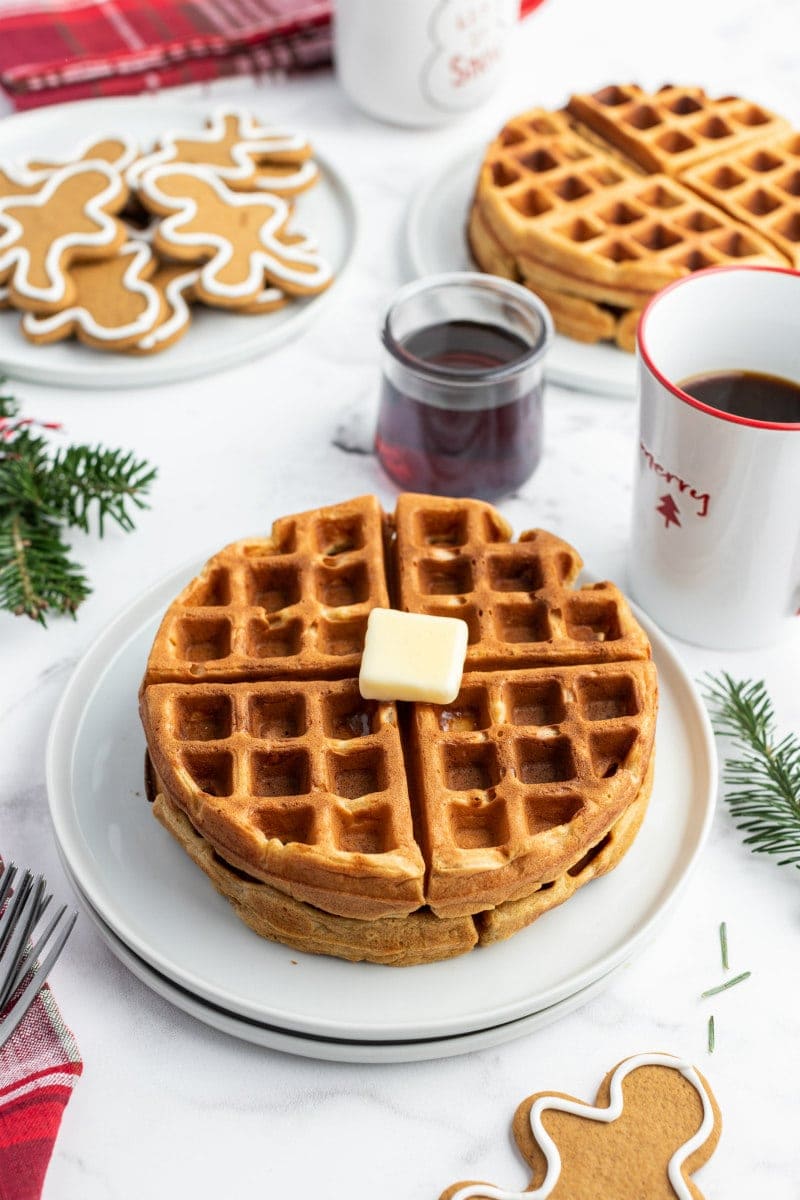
[411,662,656,916]
[144,677,426,918]
[471,84,795,347]
[680,131,800,266]
[567,84,790,174]
[394,496,651,668]
[145,495,389,684]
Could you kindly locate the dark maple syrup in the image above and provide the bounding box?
[375,319,542,499]
[680,370,800,424]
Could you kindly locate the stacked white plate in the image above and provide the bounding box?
[47,563,716,1063]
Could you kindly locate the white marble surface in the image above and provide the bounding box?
[1,0,799,1195]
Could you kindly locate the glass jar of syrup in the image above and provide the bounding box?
[375,273,553,500]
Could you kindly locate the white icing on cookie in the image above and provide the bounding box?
[0,160,125,306]
[139,164,333,298]
[127,107,313,190]
[138,266,199,351]
[450,1054,716,1200]
[1,134,138,188]
[21,241,162,343]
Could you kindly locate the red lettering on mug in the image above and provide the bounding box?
[639,440,710,517]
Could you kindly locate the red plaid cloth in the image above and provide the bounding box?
[0,0,545,111]
[0,985,81,1200]
[0,0,334,110]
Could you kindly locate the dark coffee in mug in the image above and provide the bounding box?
[679,370,800,424]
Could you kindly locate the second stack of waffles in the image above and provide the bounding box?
[469,85,799,349]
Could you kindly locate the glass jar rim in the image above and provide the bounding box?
[382,272,554,387]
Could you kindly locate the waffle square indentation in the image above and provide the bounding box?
[416,509,469,547]
[332,806,391,854]
[695,115,733,140]
[247,618,302,659]
[251,749,310,796]
[176,617,231,662]
[315,562,369,607]
[518,147,559,173]
[667,94,702,116]
[491,161,520,188]
[504,679,566,726]
[488,555,544,592]
[598,201,644,227]
[254,804,314,845]
[710,229,761,257]
[328,747,385,799]
[745,148,783,173]
[442,743,501,792]
[423,602,480,643]
[317,615,367,657]
[592,85,630,107]
[576,674,639,721]
[730,104,771,127]
[418,558,473,596]
[508,188,554,218]
[173,694,232,741]
[323,693,380,739]
[557,216,604,243]
[438,686,491,732]
[656,130,695,155]
[316,515,365,557]
[514,736,576,783]
[499,124,526,146]
[633,223,683,252]
[777,170,800,197]
[626,104,661,131]
[598,240,641,263]
[565,597,622,642]
[677,209,723,232]
[249,694,306,739]
[526,793,583,834]
[636,183,683,208]
[554,175,592,202]
[589,728,638,777]
[450,799,509,850]
[495,601,551,644]
[247,562,301,611]
[774,212,800,242]
[184,567,231,607]
[182,749,233,797]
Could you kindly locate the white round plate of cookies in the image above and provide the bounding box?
[0,96,357,388]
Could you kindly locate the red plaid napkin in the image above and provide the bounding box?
[0,985,81,1200]
[0,0,545,111]
[0,0,334,110]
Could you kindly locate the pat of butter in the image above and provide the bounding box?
[359,608,469,704]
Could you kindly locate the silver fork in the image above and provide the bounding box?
[0,862,77,1051]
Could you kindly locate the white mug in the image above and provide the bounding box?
[628,265,800,650]
[333,0,518,128]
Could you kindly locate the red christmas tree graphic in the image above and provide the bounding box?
[656,493,681,529]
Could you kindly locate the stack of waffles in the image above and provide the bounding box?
[469,84,800,350]
[140,494,658,965]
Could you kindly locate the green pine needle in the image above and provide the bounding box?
[701,971,751,999]
[0,384,156,624]
[702,673,800,869]
[719,922,729,971]
[707,1015,715,1054]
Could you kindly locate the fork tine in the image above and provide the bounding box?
[0,869,34,960]
[0,876,47,1011]
[7,904,67,999]
[0,910,77,1052]
[0,863,16,916]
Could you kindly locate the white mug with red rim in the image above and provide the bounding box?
[629,265,800,649]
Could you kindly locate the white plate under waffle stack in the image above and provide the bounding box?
[47,559,715,1062]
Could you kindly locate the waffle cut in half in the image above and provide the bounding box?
[470,84,795,350]
[140,494,658,964]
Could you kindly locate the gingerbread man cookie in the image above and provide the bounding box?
[127,108,317,194]
[134,261,200,354]
[0,134,138,200]
[441,1054,721,1200]
[21,240,163,351]
[139,164,332,306]
[0,160,127,312]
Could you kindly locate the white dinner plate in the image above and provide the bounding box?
[405,148,636,397]
[0,97,357,389]
[64,856,626,1063]
[47,558,715,1041]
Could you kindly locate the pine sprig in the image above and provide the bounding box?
[702,672,800,869]
[0,385,156,625]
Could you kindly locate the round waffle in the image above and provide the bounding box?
[140,494,658,963]
[470,86,797,347]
